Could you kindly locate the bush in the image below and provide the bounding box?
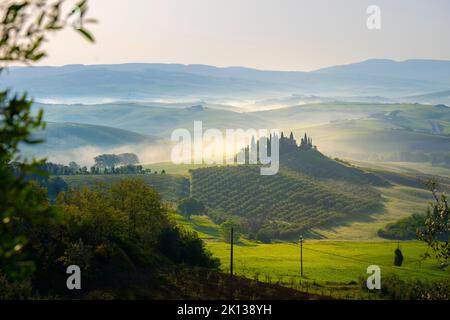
[19,178,220,297]
[378,214,425,240]
[158,227,219,268]
[256,230,272,243]
[220,219,242,244]
[0,273,32,300]
[376,274,450,300]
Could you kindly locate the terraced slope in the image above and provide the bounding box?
[190,165,382,240]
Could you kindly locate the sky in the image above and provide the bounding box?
[41,0,450,71]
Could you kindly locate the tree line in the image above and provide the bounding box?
[41,160,166,176]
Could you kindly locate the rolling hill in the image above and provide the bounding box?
[33,122,160,148]
[280,148,388,186]
[190,148,385,240]
[23,101,450,168]
[253,103,450,166]
[303,119,450,163]
[19,121,166,165]
[33,102,271,137]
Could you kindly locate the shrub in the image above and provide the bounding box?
[377,274,450,300]
[0,273,32,300]
[158,227,219,268]
[220,219,242,244]
[256,230,272,244]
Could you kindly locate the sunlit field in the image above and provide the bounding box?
[206,240,446,284]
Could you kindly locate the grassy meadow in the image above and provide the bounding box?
[176,214,449,298]
[206,240,445,284]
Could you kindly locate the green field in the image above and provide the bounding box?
[206,240,446,284]
[176,214,449,298]
[175,214,221,239]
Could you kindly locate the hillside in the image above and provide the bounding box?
[254,102,450,134]
[33,102,270,137]
[152,266,322,300]
[302,119,450,164]
[31,122,159,148]
[280,148,388,186]
[19,121,166,164]
[190,148,384,240]
[21,101,449,169]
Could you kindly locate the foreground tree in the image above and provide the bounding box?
[110,179,169,242]
[0,0,95,282]
[418,179,449,263]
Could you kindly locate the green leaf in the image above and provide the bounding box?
[75,27,94,43]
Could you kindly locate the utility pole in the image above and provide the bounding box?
[300,235,303,277]
[230,227,234,276]
[229,227,234,300]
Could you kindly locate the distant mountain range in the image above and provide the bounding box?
[5,59,450,166]
[314,59,450,83]
[2,59,450,103]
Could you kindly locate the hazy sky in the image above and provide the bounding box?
[41,0,450,71]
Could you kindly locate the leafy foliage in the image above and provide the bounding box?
[418,179,450,263]
[220,219,242,244]
[0,0,95,64]
[0,89,57,281]
[94,153,140,168]
[378,214,425,240]
[14,179,220,297]
[108,179,169,241]
[61,173,190,202]
[0,0,93,282]
[158,227,219,268]
[372,274,450,300]
[177,197,206,219]
[42,160,152,175]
